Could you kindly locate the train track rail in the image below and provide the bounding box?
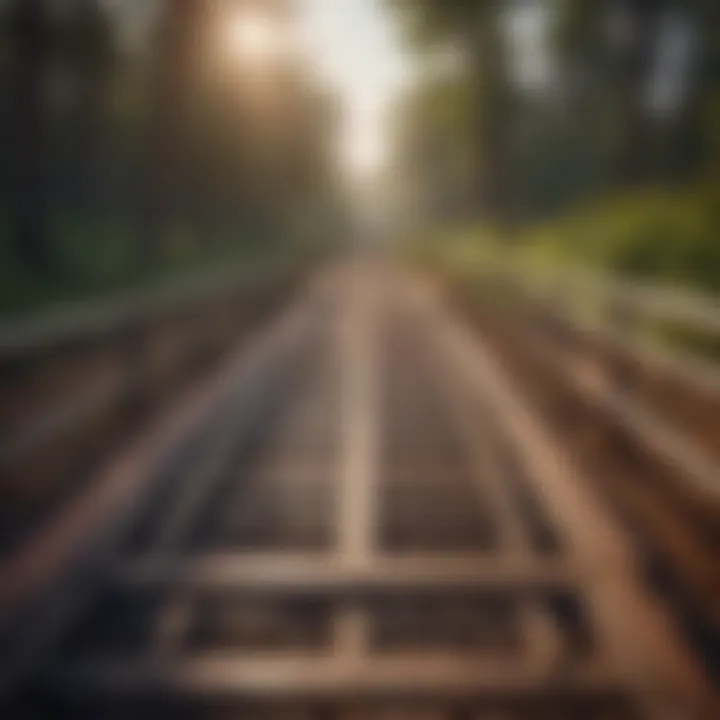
[435,256,720,682]
[1,262,715,718]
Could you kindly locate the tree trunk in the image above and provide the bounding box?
[139,0,208,268]
[618,0,663,185]
[659,1,715,182]
[7,0,50,274]
[466,1,512,231]
[68,0,113,215]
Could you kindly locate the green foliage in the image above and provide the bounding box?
[0,212,259,316]
[522,188,720,294]
[387,0,479,47]
[408,183,720,298]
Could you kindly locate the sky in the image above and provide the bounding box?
[298,0,414,179]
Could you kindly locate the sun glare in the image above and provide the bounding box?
[344,123,385,181]
[228,12,279,63]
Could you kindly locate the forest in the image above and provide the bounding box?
[387,0,720,293]
[0,0,343,316]
[1,0,719,318]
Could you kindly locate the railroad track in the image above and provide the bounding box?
[1,263,714,718]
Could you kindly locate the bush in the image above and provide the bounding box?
[522,188,720,294]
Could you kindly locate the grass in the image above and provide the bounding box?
[519,187,720,295]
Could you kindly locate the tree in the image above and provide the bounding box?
[6,0,51,274]
[615,0,665,185]
[391,75,475,224]
[389,0,512,227]
[555,0,715,186]
[139,0,210,266]
[63,0,115,214]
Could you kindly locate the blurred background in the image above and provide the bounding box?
[0,0,348,315]
[385,0,720,292]
[0,0,717,312]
